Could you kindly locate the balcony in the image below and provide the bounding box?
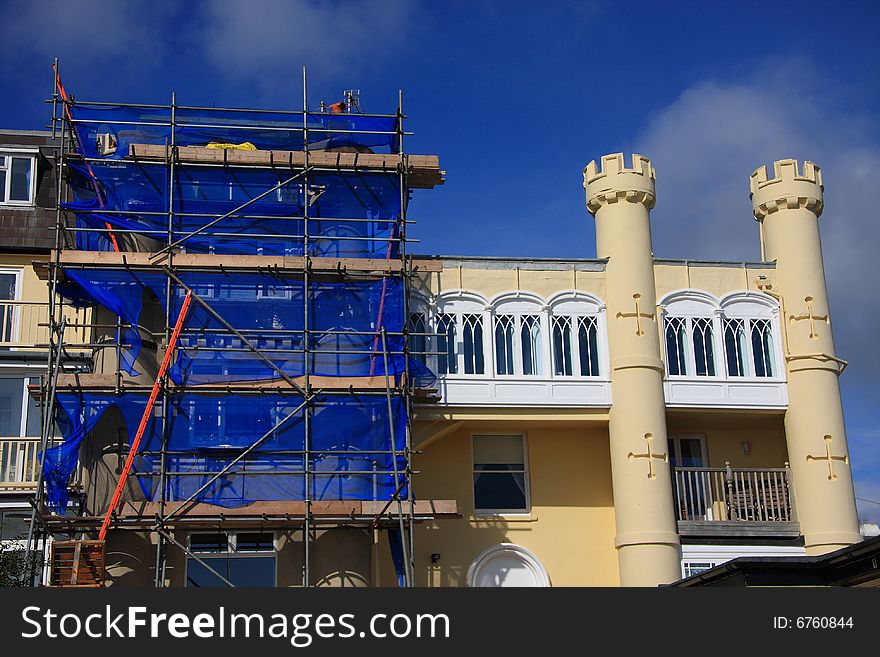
[0,300,91,351]
[1,437,46,490]
[673,464,800,538]
[0,437,80,492]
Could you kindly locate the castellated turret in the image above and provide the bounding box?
[584,153,656,213]
[583,153,681,587]
[749,158,861,554]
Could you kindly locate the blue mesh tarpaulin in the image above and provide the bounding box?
[67,105,399,159]
[63,162,401,257]
[43,392,408,511]
[62,268,166,376]
[56,268,437,385]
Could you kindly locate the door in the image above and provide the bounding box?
[668,435,711,520]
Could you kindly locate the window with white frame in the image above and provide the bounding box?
[663,291,781,381]
[551,315,574,376]
[719,292,780,379]
[551,315,601,377]
[408,312,427,368]
[664,316,717,377]
[520,314,543,376]
[750,319,775,377]
[186,531,276,587]
[576,316,600,376]
[691,317,716,376]
[461,313,485,374]
[0,270,20,343]
[724,317,776,378]
[494,314,515,375]
[0,152,37,206]
[492,313,545,377]
[436,312,457,375]
[665,316,688,376]
[435,292,604,380]
[0,376,41,439]
[722,318,748,377]
[473,434,529,513]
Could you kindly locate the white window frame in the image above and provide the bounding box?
[718,292,784,382]
[661,290,784,383]
[662,314,722,379]
[546,291,607,380]
[0,374,41,439]
[431,291,491,377]
[0,268,23,345]
[0,149,38,207]
[471,432,531,516]
[660,291,723,379]
[490,292,549,378]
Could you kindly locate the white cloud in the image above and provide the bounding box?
[196,0,416,88]
[0,0,173,63]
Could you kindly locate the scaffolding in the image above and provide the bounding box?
[25,61,450,587]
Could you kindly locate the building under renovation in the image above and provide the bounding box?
[0,64,867,587]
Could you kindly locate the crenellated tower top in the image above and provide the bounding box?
[750,159,824,221]
[583,153,656,215]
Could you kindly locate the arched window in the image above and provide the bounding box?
[433,291,489,377]
[546,291,605,379]
[490,293,549,377]
[660,291,720,378]
[719,293,781,379]
[662,290,782,381]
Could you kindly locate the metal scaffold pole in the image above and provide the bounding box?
[154,89,178,587]
[302,65,312,588]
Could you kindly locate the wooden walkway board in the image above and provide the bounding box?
[56,250,442,273]
[118,500,458,519]
[51,373,412,392]
[128,144,445,188]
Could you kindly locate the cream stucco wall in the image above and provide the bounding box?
[378,421,619,587]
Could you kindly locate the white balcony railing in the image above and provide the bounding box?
[0,300,91,350]
[0,437,46,489]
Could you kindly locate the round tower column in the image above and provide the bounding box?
[750,159,861,553]
[584,153,681,586]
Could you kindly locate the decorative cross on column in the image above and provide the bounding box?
[789,296,829,340]
[628,432,668,480]
[617,293,654,336]
[806,434,848,481]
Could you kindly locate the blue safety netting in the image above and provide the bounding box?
[56,268,434,385]
[63,162,401,257]
[43,392,408,511]
[67,105,399,159]
[45,100,430,571]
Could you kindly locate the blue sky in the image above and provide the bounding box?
[1,0,878,521]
